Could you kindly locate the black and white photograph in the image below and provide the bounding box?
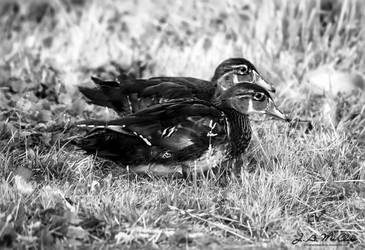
[0,0,364,249]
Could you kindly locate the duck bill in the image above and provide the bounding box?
[265,100,288,121]
[253,71,276,93]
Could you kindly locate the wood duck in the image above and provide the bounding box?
[79,58,276,115]
[75,82,288,176]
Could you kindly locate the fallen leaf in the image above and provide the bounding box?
[67,226,88,240]
[14,166,34,195]
[15,97,33,113]
[14,175,34,195]
[349,197,365,210]
[15,166,32,182]
[115,231,134,244]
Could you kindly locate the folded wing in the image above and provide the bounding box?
[75,100,228,165]
[79,74,217,114]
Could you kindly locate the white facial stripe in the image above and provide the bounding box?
[265,99,272,112]
[250,70,258,83]
[126,96,133,112]
[224,117,231,137]
[247,99,254,113]
[233,74,239,84]
[237,94,252,99]
[218,71,235,90]
[230,64,248,69]
[253,70,259,78]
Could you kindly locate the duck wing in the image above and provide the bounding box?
[78,74,217,114]
[75,100,228,165]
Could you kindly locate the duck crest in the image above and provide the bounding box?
[222,108,252,156]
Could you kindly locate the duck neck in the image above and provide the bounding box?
[221,108,252,156]
[212,85,225,100]
[212,74,235,93]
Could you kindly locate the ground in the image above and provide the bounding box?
[0,0,364,249]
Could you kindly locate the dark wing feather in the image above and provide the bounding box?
[79,75,136,113]
[74,130,150,163]
[79,74,217,114]
[75,100,227,165]
[140,82,193,99]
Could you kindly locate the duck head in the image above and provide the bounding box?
[212,58,276,93]
[216,82,288,121]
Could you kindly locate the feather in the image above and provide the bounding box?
[91,76,119,87]
[76,99,230,165]
[79,75,216,115]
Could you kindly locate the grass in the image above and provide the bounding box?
[0,0,365,249]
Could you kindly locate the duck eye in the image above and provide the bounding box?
[253,92,265,101]
[238,65,249,75]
